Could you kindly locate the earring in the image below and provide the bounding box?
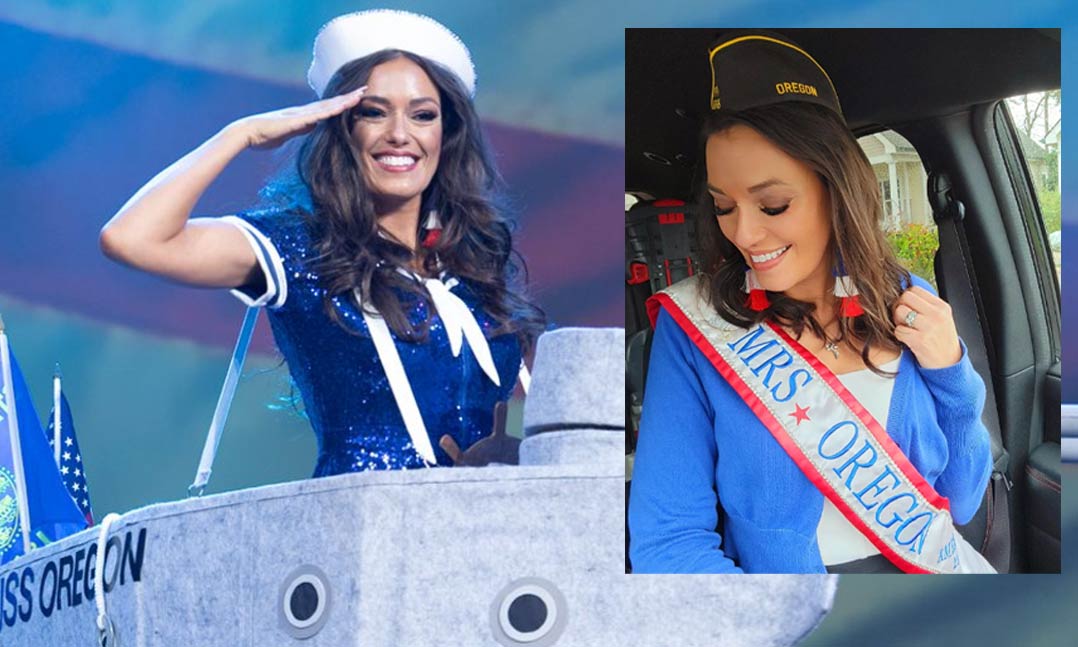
[744,267,770,311]
[421,210,442,248]
[833,254,863,317]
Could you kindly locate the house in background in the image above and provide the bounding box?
[858,131,931,231]
[858,115,1058,234]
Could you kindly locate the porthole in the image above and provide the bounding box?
[278,565,332,639]
[490,577,567,645]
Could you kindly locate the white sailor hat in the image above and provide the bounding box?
[307,9,476,98]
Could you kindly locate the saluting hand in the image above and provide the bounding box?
[892,286,963,369]
[231,87,366,150]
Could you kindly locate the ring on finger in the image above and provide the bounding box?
[904,309,918,329]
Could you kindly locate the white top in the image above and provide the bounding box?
[816,354,902,566]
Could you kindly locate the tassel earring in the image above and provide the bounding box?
[833,255,863,317]
[744,267,770,311]
[421,210,442,248]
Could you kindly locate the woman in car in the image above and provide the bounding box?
[99,10,544,475]
[628,31,995,573]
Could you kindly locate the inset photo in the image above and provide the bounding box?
[626,28,1061,574]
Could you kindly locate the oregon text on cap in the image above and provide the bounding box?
[775,82,819,97]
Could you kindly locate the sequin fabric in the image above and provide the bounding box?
[232,209,521,476]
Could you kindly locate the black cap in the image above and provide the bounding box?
[708,31,843,119]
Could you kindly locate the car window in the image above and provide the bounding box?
[1003,90,1061,286]
[857,130,936,287]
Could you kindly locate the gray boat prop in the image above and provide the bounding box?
[0,328,835,646]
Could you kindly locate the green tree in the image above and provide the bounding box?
[885,224,939,288]
[1036,188,1061,235]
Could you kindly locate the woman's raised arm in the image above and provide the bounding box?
[99,87,365,287]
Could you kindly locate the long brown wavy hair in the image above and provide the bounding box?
[263,49,545,352]
[697,102,910,374]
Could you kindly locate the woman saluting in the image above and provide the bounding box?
[101,10,544,475]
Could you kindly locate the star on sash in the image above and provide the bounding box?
[790,404,811,426]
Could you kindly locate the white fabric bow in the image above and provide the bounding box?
[421,276,501,386]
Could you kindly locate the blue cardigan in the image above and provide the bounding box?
[627,279,994,574]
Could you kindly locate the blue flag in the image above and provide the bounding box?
[46,387,95,526]
[0,345,88,565]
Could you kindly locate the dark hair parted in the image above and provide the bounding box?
[264,49,545,352]
[697,102,909,374]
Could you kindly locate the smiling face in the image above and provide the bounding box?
[351,56,443,213]
[705,124,834,302]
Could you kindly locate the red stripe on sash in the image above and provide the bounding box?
[652,293,935,574]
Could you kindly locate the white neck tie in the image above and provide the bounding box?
[355,270,526,465]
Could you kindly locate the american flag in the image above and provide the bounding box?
[45,382,94,526]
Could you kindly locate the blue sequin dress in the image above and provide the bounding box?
[222,209,522,476]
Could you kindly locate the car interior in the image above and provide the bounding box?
[625,28,1061,574]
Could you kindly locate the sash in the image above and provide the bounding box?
[652,278,995,574]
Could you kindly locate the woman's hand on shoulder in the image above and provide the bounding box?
[892,286,962,369]
[230,87,366,150]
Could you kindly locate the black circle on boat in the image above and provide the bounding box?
[278,565,333,640]
[290,581,319,622]
[507,593,547,633]
[490,577,567,646]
